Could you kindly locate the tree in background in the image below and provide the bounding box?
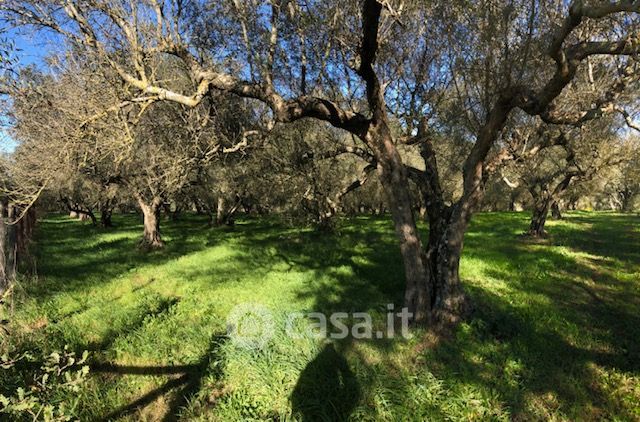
[603,138,640,211]
[6,52,256,248]
[525,125,627,236]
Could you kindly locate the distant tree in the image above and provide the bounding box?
[602,137,640,211]
[7,55,253,248]
[251,121,376,229]
[499,121,630,236]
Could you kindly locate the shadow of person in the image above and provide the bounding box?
[291,343,361,421]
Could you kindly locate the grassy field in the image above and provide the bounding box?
[1,211,639,421]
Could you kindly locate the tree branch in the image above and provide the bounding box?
[357,0,385,120]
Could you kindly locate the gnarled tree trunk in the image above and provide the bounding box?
[62,197,97,225]
[215,195,240,227]
[0,203,18,294]
[0,211,8,296]
[215,196,225,226]
[100,210,113,227]
[365,122,470,326]
[100,201,113,227]
[136,196,164,249]
[620,190,635,212]
[364,124,433,324]
[361,117,472,326]
[528,171,575,236]
[528,195,551,237]
[424,208,468,324]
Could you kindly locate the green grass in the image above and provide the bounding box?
[1,211,639,421]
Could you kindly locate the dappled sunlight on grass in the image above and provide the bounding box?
[1,211,639,420]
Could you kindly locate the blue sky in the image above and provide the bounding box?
[7,26,57,67]
[1,27,57,153]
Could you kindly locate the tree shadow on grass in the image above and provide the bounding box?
[424,283,640,420]
[472,215,640,369]
[236,213,640,419]
[5,296,184,387]
[27,212,640,419]
[233,218,405,312]
[94,333,227,421]
[22,215,390,420]
[442,213,640,418]
[202,217,406,420]
[30,214,229,301]
[552,212,640,265]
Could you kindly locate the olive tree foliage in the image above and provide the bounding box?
[5,68,77,214]
[536,132,640,214]
[174,119,383,230]
[2,0,640,324]
[7,65,121,225]
[600,136,640,211]
[483,47,640,233]
[243,120,378,229]
[7,51,257,248]
[499,119,631,236]
[0,26,16,93]
[6,63,129,231]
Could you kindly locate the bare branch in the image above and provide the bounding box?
[614,106,640,132]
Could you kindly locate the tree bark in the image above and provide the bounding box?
[88,211,96,225]
[78,212,96,225]
[137,196,164,249]
[215,196,240,227]
[528,197,551,237]
[620,190,635,212]
[193,198,206,215]
[100,211,113,227]
[0,213,8,296]
[528,171,575,236]
[402,125,475,326]
[424,208,468,325]
[551,201,562,219]
[3,205,17,286]
[100,202,113,227]
[215,196,225,226]
[362,123,470,325]
[364,124,432,324]
[62,198,96,225]
[171,208,181,221]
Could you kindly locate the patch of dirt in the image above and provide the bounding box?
[26,316,49,332]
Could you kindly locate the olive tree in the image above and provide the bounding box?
[7,53,252,248]
[504,122,628,236]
